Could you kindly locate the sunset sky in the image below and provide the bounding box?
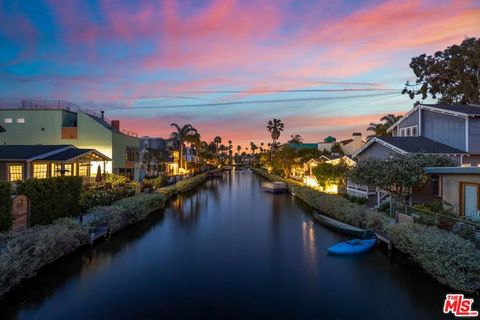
[1,0,479,147]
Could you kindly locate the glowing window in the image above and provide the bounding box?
[78,164,89,176]
[4,118,12,123]
[16,118,25,123]
[8,165,23,181]
[52,163,73,176]
[33,163,48,179]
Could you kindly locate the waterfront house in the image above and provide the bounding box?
[139,147,180,179]
[425,167,480,221]
[0,144,110,183]
[347,103,480,204]
[0,100,140,180]
[318,133,365,156]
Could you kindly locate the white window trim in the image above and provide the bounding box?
[16,118,25,123]
[4,118,12,123]
[399,125,419,137]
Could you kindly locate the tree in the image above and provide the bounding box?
[367,114,403,138]
[347,154,456,203]
[330,142,344,155]
[313,159,350,188]
[266,118,285,164]
[271,145,297,177]
[402,37,480,104]
[170,123,199,170]
[288,134,303,144]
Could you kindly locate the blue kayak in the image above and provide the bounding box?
[328,239,377,255]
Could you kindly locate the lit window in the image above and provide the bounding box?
[16,118,25,123]
[78,164,89,176]
[8,165,23,181]
[4,118,12,123]
[52,163,73,176]
[33,163,48,179]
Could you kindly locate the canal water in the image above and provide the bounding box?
[0,170,450,319]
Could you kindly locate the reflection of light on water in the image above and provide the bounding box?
[302,220,318,276]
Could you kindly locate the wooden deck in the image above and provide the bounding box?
[375,231,393,250]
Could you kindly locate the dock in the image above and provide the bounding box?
[375,231,393,250]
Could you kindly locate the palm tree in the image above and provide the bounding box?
[170,123,199,170]
[288,134,303,144]
[267,119,285,160]
[236,145,241,153]
[367,114,402,139]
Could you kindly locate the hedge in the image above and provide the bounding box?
[0,218,89,297]
[16,176,83,226]
[0,181,12,232]
[89,193,166,234]
[80,187,136,211]
[388,223,480,292]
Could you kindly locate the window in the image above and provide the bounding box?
[406,128,411,136]
[4,118,12,123]
[33,163,48,179]
[16,118,25,123]
[8,165,23,181]
[78,164,89,177]
[126,147,139,161]
[51,163,73,176]
[412,126,417,136]
[399,126,418,137]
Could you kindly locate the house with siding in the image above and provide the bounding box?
[0,100,140,180]
[347,103,480,204]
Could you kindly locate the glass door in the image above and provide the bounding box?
[463,184,479,220]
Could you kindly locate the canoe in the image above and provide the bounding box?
[328,239,377,255]
[313,213,375,239]
[262,181,288,193]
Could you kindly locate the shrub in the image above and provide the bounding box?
[102,173,130,187]
[175,173,209,193]
[387,223,480,292]
[143,176,168,189]
[16,176,83,226]
[113,193,166,218]
[80,187,136,211]
[0,218,89,297]
[88,206,129,234]
[0,181,12,232]
[156,185,178,199]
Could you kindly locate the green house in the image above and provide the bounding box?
[0,101,140,180]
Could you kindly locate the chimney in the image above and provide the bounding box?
[101,110,105,120]
[111,120,120,131]
[352,132,362,141]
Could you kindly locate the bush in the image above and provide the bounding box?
[80,187,136,211]
[0,218,89,297]
[344,194,368,205]
[156,185,178,199]
[0,181,12,232]
[102,173,130,187]
[387,223,480,292]
[143,176,169,189]
[175,173,209,193]
[16,176,83,226]
[89,193,166,234]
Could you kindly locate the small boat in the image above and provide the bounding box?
[328,239,377,255]
[314,213,374,239]
[262,181,288,193]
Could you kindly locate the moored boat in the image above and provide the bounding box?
[313,213,375,239]
[328,239,377,255]
[262,181,288,193]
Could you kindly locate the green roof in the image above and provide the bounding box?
[288,143,318,150]
[323,136,336,143]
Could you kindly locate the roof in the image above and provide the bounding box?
[425,167,480,174]
[288,143,318,150]
[340,139,353,145]
[323,136,336,143]
[0,145,110,161]
[353,136,466,158]
[0,145,72,160]
[421,104,480,116]
[41,148,110,161]
[388,103,480,133]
